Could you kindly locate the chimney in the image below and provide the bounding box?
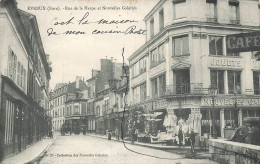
[76,76,82,89]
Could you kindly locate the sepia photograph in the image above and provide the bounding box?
[0,0,260,163]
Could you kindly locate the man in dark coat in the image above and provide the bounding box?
[190,129,196,154]
[178,125,183,148]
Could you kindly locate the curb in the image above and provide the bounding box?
[25,138,55,164]
[85,134,191,150]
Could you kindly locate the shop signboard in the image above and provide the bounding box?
[201,97,260,107]
[226,32,260,53]
[146,97,201,111]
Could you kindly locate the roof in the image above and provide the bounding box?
[18,9,51,80]
[143,0,166,22]
[50,80,88,99]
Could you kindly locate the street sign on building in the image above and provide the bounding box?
[226,32,260,53]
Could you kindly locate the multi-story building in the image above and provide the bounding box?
[128,0,260,143]
[48,77,87,131]
[86,59,130,135]
[0,0,52,158]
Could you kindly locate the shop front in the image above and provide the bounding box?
[1,76,47,158]
[201,96,260,139]
[65,116,84,134]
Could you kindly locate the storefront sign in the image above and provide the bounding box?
[147,97,201,111]
[201,98,260,107]
[226,32,260,53]
[210,58,242,67]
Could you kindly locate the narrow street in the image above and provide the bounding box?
[37,134,218,164]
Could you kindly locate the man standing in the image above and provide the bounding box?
[190,129,196,154]
[178,125,183,148]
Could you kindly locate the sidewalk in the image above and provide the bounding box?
[2,137,55,164]
[86,133,212,159]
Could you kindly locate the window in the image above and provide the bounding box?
[229,1,239,24]
[150,18,154,37]
[210,70,224,94]
[133,87,140,103]
[173,0,187,19]
[228,71,241,94]
[158,74,166,97]
[253,71,260,95]
[133,62,139,77]
[151,78,158,98]
[172,35,189,56]
[140,83,147,101]
[243,109,260,120]
[209,36,223,56]
[158,43,165,61]
[224,109,238,128]
[139,56,147,74]
[159,9,164,30]
[96,106,100,116]
[8,49,17,81]
[150,48,158,67]
[206,0,217,22]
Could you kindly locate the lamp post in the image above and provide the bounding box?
[208,84,218,139]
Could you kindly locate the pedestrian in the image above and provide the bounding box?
[108,130,112,140]
[51,127,55,139]
[115,128,119,140]
[190,129,196,154]
[178,125,183,148]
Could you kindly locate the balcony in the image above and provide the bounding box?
[164,83,204,95]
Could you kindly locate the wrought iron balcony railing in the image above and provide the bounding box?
[164,83,203,95]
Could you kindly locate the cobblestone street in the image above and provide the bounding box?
[37,134,218,164]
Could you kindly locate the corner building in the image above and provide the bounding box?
[128,0,260,142]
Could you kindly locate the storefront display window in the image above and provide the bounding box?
[201,109,221,137]
[224,109,238,128]
[243,109,260,119]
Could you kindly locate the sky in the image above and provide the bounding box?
[17,0,159,90]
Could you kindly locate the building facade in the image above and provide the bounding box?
[0,0,51,158]
[86,59,130,136]
[48,77,87,131]
[128,0,260,143]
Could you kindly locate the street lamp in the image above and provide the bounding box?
[208,84,218,139]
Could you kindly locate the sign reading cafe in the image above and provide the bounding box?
[226,32,260,53]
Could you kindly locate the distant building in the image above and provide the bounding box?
[48,77,87,131]
[86,59,130,135]
[0,0,51,158]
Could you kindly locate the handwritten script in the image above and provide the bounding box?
[47,12,146,36]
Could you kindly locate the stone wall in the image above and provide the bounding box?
[209,139,260,164]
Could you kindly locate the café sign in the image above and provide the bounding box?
[226,32,260,53]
